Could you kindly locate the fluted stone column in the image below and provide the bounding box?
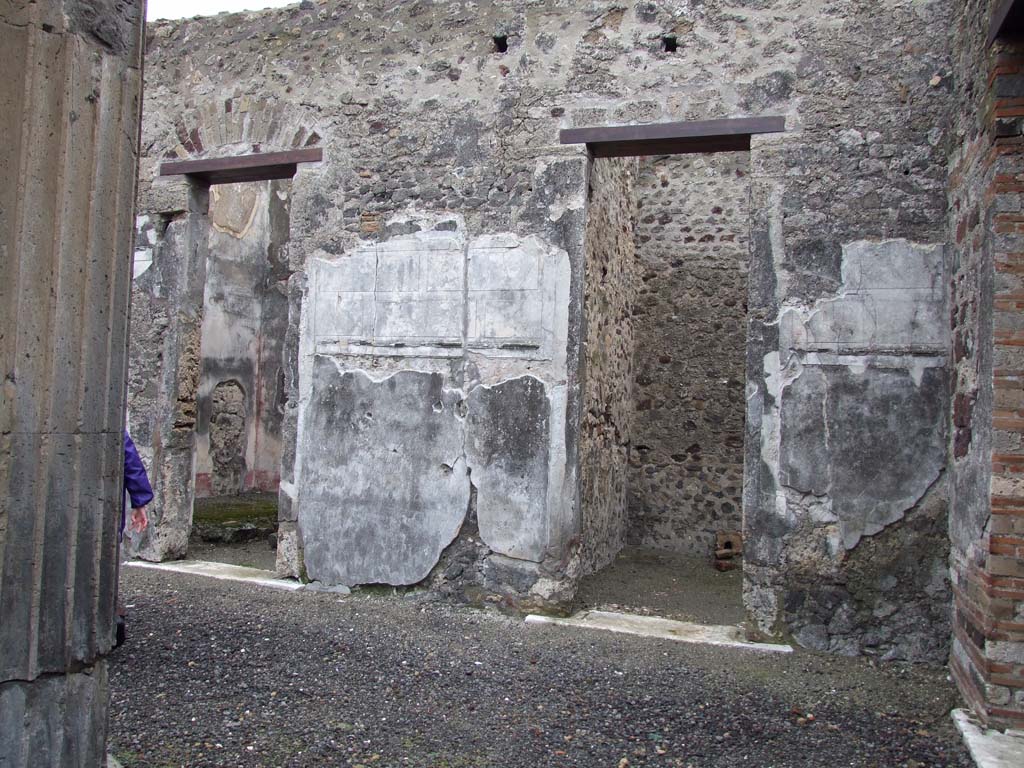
[0,1,144,764]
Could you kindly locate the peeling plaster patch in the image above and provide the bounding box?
[296,222,574,589]
[297,364,470,586]
[309,229,467,358]
[533,157,586,224]
[761,238,949,555]
[778,239,947,359]
[466,375,551,562]
[132,250,152,278]
[210,183,261,238]
[779,361,947,550]
[768,183,790,303]
[758,350,803,534]
[279,479,297,499]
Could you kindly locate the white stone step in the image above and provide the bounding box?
[525,610,792,654]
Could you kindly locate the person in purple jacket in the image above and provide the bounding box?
[123,431,153,536]
[118,431,153,647]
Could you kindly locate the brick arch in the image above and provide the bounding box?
[159,96,323,160]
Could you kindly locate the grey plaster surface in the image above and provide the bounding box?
[466,375,551,562]
[298,364,469,586]
[780,362,947,550]
[295,226,573,594]
[779,240,948,357]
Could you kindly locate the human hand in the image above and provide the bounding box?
[129,505,149,533]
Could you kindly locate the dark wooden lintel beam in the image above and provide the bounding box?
[590,133,751,158]
[559,115,784,157]
[159,147,323,184]
[990,0,1024,46]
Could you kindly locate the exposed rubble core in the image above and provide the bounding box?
[579,157,639,575]
[629,152,749,556]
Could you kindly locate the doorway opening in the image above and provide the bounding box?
[576,151,750,624]
[188,179,291,570]
[564,117,782,626]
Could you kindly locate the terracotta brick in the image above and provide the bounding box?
[992,494,1024,511]
[993,454,1024,472]
[992,515,1024,535]
[995,330,1024,346]
[991,574,1024,590]
[991,540,1023,556]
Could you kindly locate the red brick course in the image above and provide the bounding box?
[950,39,1024,731]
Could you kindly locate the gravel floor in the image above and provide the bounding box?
[574,546,744,625]
[109,568,970,768]
[186,538,278,572]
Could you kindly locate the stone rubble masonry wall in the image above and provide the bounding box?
[0,1,144,764]
[578,157,640,575]
[948,0,1024,731]
[628,152,749,556]
[135,1,958,653]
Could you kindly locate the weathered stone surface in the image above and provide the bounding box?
[578,157,639,574]
[467,376,551,562]
[0,1,143,763]
[0,663,110,768]
[274,521,302,579]
[208,380,247,495]
[297,365,470,586]
[127,187,211,562]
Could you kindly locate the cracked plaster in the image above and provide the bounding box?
[294,219,572,587]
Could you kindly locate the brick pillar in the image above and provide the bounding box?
[950,42,1024,731]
